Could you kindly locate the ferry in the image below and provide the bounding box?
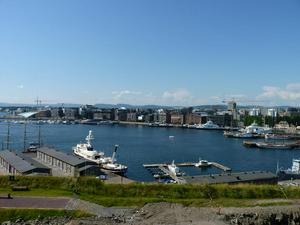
[197,121,220,130]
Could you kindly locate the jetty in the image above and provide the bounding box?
[143,161,231,172]
[143,161,231,182]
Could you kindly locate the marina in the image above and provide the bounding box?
[143,160,231,182]
[0,121,300,182]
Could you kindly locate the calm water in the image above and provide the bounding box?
[0,122,299,181]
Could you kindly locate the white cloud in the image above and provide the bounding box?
[112,90,141,100]
[257,83,300,101]
[162,89,194,105]
[17,84,24,89]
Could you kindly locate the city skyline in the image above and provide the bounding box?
[0,0,300,106]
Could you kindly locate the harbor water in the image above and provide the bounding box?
[0,122,299,182]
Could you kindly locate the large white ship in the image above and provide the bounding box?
[73,130,111,164]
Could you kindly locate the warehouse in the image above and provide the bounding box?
[0,150,50,176]
[36,147,102,177]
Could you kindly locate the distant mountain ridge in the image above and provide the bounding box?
[0,102,293,109]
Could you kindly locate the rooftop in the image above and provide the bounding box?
[184,171,277,184]
[37,147,96,166]
[0,150,49,173]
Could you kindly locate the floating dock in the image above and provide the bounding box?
[143,161,231,172]
[143,161,231,183]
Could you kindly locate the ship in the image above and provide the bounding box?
[100,145,128,174]
[277,159,300,181]
[73,130,111,164]
[197,121,220,130]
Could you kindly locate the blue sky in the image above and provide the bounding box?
[0,0,299,106]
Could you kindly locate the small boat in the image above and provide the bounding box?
[167,160,185,176]
[195,158,212,167]
[255,142,296,150]
[100,145,128,174]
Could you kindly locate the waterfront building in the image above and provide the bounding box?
[50,108,64,119]
[79,105,96,119]
[36,147,101,177]
[170,112,184,125]
[127,112,137,122]
[184,113,201,125]
[209,113,232,127]
[93,109,113,121]
[0,150,50,176]
[63,108,79,120]
[115,107,127,121]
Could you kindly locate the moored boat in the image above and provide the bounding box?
[73,130,111,164]
[100,145,128,174]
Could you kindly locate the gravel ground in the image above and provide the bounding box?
[3,199,300,225]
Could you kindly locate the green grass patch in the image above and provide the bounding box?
[0,209,91,223]
[1,176,300,207]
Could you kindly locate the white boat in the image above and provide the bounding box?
[73,130,111,164]
[100,145,128,174]
[195,158,211,167]
[197,121,220,129]
[241,122,272,135]
[168,160,179,175]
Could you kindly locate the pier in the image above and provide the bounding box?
[143,161,231,182]
[143,161,231,172]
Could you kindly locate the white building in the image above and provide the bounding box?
[249,108,261,116]
[267,108,277,117]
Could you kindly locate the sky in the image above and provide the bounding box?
[0,0,299,106]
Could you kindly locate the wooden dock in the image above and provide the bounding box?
[210,162,231,172]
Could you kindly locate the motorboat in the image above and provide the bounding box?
[241,122,272,135]
[195,158,211,167]
[73,130,110,164]
[197,121,220,129]
[100,145,128,174]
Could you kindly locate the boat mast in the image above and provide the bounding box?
[86,130,94,147]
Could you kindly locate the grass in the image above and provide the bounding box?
[0,176,299,207]
[0,209,91,223]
